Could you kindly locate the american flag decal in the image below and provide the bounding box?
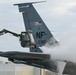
[35,22,41,26]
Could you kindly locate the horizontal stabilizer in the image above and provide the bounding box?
[0,51,50,60]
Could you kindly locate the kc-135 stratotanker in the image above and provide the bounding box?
[0,1,75,75]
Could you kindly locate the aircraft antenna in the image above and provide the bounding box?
[14,1,46,6]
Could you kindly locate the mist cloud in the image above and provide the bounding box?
[41,33,76,63]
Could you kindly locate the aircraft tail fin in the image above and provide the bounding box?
[14,2,58,47]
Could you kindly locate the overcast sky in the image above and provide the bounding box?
[0,0,76,62]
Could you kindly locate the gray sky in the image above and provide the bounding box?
[0,0,76,62]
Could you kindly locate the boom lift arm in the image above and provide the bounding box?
[0,29,20,37]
